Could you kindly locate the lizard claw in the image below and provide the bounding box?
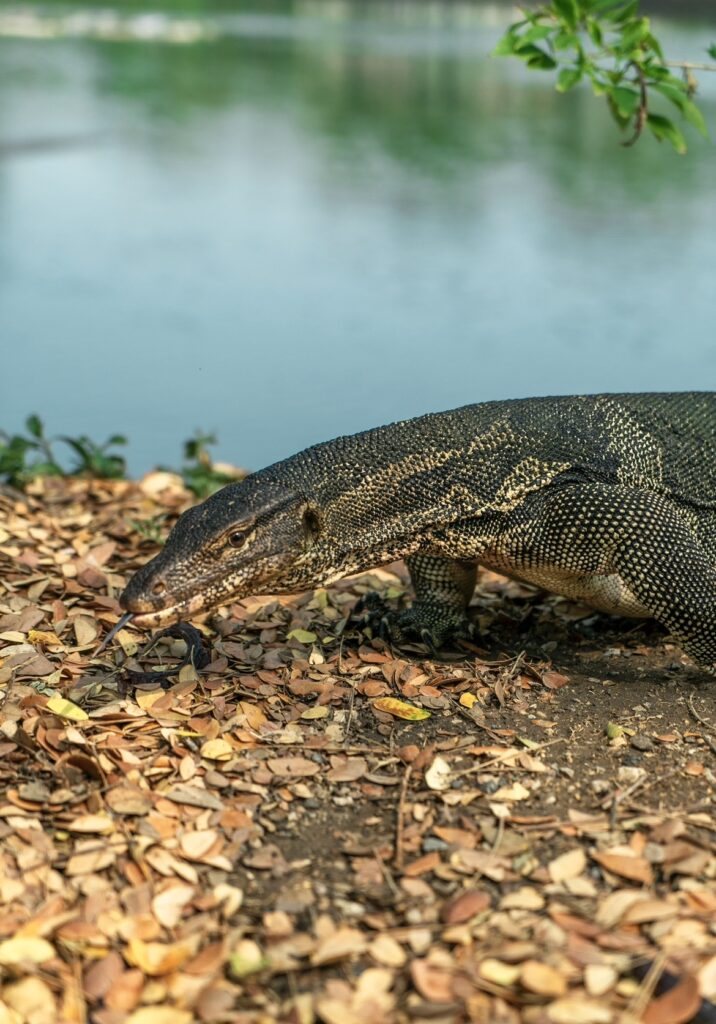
[354,591,475,651]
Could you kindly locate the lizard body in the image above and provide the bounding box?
[121,393,716,672]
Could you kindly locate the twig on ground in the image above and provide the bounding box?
[395,764,413,872]
[628,952,667,1018]
[688,692,716,757]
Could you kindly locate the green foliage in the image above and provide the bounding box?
[494,0,712,153]
[0,416,127,487]
[0,417,245,495]
[180,431,244,498]
[59,433,128,479]
[129,515,167,545]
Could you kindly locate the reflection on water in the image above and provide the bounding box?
[1,2,715,473]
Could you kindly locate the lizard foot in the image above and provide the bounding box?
[356,592,475,651]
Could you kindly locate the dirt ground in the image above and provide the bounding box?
[1,476,715,1024]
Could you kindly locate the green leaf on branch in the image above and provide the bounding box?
[556,67,582,92]
[26,415,44,440]
[611,86,641,118]
[647,113,687,154]
[653,82,708,137]
[553,0,579,29]
[525,48,558,70]
[617,17,650,54]
[492,29,522,57]
[494,0,711,153]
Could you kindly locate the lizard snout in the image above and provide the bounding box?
[120,562,173,613]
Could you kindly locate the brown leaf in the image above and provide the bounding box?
[311,927,367,966]
[151,884,195,929]
[642,975,701,1024]
[548,847,587,883]
[542,670,570,689]
[267,756,321,778]
[440,889,491,924]
[520,960,567,998]
[592,850,654,885]
[106,786,152,816]
[125,937,198,976]
[410,957,455,1004]
[326,756,368,783]
[403,852,441,878]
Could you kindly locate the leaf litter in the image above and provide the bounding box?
[1,476,716,1023]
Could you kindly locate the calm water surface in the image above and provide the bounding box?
[1,2,715,473]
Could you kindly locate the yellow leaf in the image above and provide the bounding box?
[46,697,88,722]
[286,629,317,644]
[126,1010,192,1024]
[3,976,56,1023]
[27,630,60,646]
[67,814,113,834]
[490,782,531,802]
[373,698,430,721]
[135,690,166,711]
[459,692,477,708]
[301,706,329,720]
[479,958,521,987]
[125,937,197,976]
[0,936,55,965]
[200,739,233,761]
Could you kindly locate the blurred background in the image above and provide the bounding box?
[1,0,715,476]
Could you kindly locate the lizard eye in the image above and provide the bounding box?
[228,530,247,549]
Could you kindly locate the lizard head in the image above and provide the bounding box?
[120,477,330,628]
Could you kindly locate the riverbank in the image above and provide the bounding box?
[2,476,715,1022]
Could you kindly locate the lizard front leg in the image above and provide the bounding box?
[362,554,477,649]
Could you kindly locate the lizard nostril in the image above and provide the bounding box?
[152,580,166,597]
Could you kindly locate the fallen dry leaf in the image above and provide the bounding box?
[311,927,367,966]
[125,937,198,976]
[440,888,491,923]
[424,755,452,791]
[410,956,455,1003]
[549,847,587,883]
[2,476,715,1024]
[642,974,701,1024]
[592,850,654,885]
[0,937,55,965]
[520,960,567,998]
[372,697,430,720]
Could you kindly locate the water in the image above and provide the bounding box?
[1,2,715,475]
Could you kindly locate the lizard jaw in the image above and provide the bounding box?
[129,593,210,629]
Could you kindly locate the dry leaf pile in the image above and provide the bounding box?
[1,476,716,1024]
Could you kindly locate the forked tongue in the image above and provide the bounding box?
[95,612,134,655]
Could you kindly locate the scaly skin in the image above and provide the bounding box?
[120,393,716,673]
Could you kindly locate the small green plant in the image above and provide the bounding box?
[60,433,127,479]
[1,417,246,495]
[129,515,167,544]
[0,415,127,487]
[0,415,64,487]
[181,431,245,498]
[495,0,713,153]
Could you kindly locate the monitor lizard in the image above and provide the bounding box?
[119,393,716,674]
